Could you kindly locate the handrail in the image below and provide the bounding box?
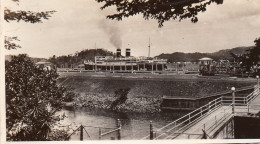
[142,97,222,139]
[162,85,255,100]
[143,84,260,140]
[221,85,260,105]
[163,104,227,139]
[101,128,120,137]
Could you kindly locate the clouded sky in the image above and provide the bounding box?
[3,0,260,58]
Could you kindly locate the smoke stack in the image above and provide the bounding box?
[116,48,121,57]
[126,48,131,57]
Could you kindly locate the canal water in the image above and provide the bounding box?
[58,106,189,140]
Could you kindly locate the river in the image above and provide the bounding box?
[58,106,189,140]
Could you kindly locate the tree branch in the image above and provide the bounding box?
[96,0,224,27]
[4,8,56,23]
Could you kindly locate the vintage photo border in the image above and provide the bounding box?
[1,0,260,143]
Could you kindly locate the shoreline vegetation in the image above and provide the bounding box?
[65,93,162,113]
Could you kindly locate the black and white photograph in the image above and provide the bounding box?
[1,0,260,143]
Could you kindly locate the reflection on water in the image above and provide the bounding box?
[59,106,188,140]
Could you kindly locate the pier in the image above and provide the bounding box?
[142,78,260,139]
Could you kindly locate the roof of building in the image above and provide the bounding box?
[199,57,213,61]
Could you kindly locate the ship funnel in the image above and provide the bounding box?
[126,48,131,57]
[116,48,121,57]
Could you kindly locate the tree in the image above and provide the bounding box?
[4,1,56,50]
[95,0,224,27]
[110,88,130,110]
[5,54,66,141]
[231,37,260,75]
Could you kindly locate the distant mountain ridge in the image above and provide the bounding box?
[156,46,253,62]
[5,46,253,64]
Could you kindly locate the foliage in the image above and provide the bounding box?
[231,38,260,74]
[4,8,56,23]
[49,48,115,68]
[4,36,21,50]
[63,88,78,102]
[6,54,66,141]
[96,0,223,27]
[4,2,56,50]
[110,88,130,110]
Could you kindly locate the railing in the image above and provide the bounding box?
[99,119,122,140]
[198,104,233,139]
[222,85,260,105]
[66,119,121,141]
[247,85,260,103]
[143,84,260,140]
[142,97,223,139]
[172,104,233,139]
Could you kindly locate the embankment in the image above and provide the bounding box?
[58,72,256,112]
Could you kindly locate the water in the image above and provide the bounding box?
[58,106,188,140]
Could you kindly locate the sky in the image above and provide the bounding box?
[3,0,260,58]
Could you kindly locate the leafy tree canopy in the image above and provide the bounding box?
[96,0,224,27]
[4,8,56,23]
[4,36,21,50]
[49,48,115,68]
[4,0,56,50]
[6,54,66,141]
[231,37,260,74]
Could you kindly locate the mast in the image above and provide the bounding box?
[148,37,151,57]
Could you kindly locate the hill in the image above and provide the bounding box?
[5,48,115,68]
[5,46,253,66]
[49,48,115,68]
[157,46,253,62]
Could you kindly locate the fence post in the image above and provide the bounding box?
[80,125,83,141]
[231,87,236,114]
[150,121,154,140]
[117,119,121,140]
[247,104,250,114]
[200,107,203,116]
[99,128,102,140]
